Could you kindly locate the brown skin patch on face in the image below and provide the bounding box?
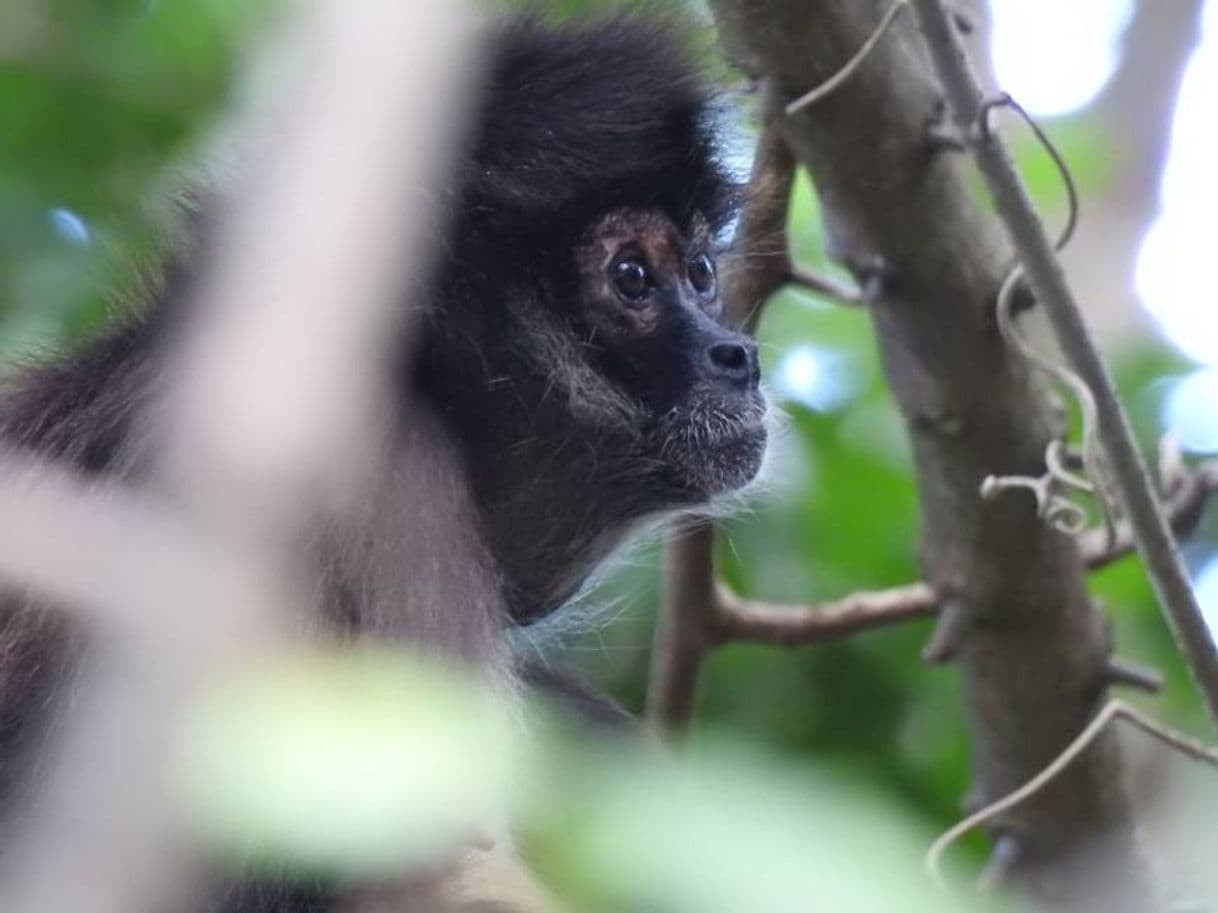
[575,208,718,343]
[570,207,766,499]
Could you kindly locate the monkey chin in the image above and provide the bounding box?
[653,393,768,499]
[688,425,768,497]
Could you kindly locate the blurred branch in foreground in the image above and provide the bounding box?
[0,3,479,912]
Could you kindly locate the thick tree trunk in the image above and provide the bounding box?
[708,2,1156,909]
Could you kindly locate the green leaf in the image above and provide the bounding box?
[177,648,522,877]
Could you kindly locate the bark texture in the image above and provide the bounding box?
[708,2,1155,909]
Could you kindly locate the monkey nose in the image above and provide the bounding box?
[705,339,760,391]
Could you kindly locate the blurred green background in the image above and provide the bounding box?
[2,0,1216,905]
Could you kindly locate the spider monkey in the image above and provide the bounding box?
[0,12,763,912]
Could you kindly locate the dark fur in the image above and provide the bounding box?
[458,16,733,249]
[0,14,749,912]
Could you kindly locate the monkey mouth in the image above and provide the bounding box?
[651,395,768,497]
[699,410,766,453]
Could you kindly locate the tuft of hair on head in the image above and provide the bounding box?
[459,10,738,257]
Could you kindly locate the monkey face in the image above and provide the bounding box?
[574,208,767,498]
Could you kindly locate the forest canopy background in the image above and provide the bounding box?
[1,0,1217,905]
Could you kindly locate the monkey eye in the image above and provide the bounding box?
[689,252,716,296]
[610,257,654,303]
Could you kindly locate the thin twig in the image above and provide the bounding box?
[977,93,1079,251]
[689,452,1217,652]
[974,97,1117,546]
[926,699,1218,888]
[1105,657,1164,694]
[727,84,800,331]
[674,455,1217,653]
[704,448,1216,651]
[983,268,1119,545]
[910,0,1218,727]
[786,266,864,306]
[786,0,909,113]
[1080,458,1217,568]
[921,599,968,663]
[712,582,935,645]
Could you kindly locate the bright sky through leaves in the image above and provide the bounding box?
[991,0,1218,366]
[990,0,1133,117]
[1136,0,1218,368]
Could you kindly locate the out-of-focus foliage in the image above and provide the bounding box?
[2,0,1214,905]
[0,0,276,357]
[178,649,524,876]
[178,646,991,911]
[524,731,983,913]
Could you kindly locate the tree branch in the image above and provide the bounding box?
[909,0,1218,727]
[1080,458,1218,568]
[785,0,910,114]
[711,582,935,645]
[702,455,1218,650]
[786,265,864,306]
[709,0,1158,907]
[646,524,716,735]
[724,84,801,332]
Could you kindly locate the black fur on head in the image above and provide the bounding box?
[417,14,765,625]
[460,13,737,259]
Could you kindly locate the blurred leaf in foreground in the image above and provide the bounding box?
[177,648,523,878]
[524,725,989,913]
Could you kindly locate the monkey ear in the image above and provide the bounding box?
[462,14,737,241]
